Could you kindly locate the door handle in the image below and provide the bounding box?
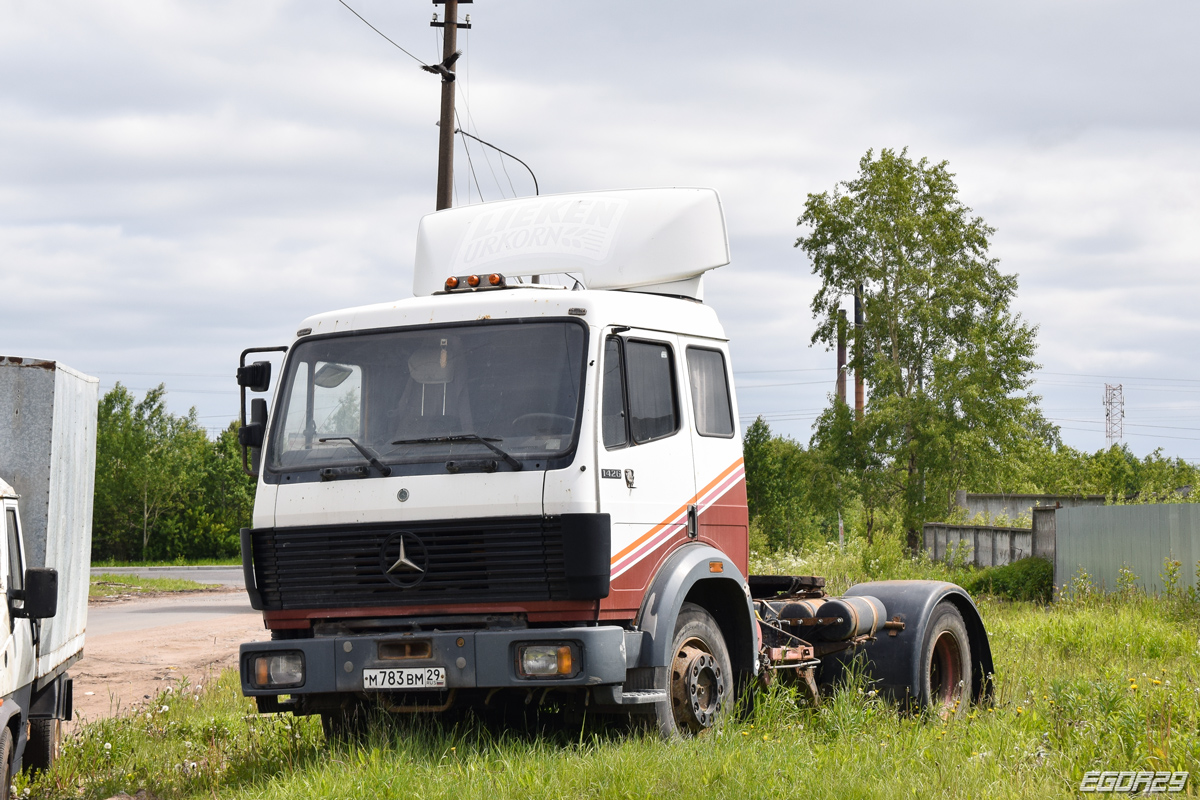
[687,504,698,539]
[624,469,635,489]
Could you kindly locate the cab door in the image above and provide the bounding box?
[1,502,34,695]
[681,341,749,576]
[596,330,695,599]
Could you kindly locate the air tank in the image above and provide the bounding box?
[813,595,886,641]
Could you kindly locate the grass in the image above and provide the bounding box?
[89,573,221,598]
[91,558,242,568]
[29,542,1200,799]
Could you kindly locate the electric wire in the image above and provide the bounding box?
[335,0,429,66]
[455,110,482,203]
[455,29,506,200]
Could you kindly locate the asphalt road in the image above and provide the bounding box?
[87,591,258,637]
[90,565,245,587]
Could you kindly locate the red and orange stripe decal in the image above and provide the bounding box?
[609,457,745,579]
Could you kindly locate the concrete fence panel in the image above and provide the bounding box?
[923,523,1035,568]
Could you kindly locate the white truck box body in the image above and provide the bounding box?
[0,357,97,680]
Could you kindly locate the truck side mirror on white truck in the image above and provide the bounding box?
[12,568,58,620]
[238,346,288,478]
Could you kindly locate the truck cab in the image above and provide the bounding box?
[238,189,993,736]
[0,480,65,787]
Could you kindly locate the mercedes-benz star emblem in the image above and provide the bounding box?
[379,531,428,588]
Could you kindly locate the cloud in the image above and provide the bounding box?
[2,0,1198,455]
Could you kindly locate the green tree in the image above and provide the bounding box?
[743,416,833,550]
[93,384,233,561]
[797,148,1049,551]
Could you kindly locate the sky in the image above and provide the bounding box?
[3,0,1199,465]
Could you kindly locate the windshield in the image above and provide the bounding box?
[267,320,587,477]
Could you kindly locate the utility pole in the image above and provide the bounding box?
[854,285,864,422]
[430,1,471,210]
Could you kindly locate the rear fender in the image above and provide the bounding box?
[840,580,994,705]
[634,544,757,676]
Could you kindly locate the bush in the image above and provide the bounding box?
[962,556,1052,603]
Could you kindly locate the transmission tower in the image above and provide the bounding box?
[1104,383,1124,447]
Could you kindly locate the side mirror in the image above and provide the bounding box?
[238,398,268,476]
[238,398,268,449]
[237,361,273,393]
[238,345,287,477]
[13,568,58,620]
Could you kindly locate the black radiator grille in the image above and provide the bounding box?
[252,516,569,610]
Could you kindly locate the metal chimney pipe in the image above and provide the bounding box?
[854,285,864,421]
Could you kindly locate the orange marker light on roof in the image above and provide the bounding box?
[445,276,459,290]
[467,275,480,288]
[488,273,502,286]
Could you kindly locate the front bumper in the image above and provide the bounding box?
[240,626,634,698]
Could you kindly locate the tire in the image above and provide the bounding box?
[0,726,12,800]
[920,602,972,713]
[321,703,375,743]
[24,718,61,773]
[652,602,733,738]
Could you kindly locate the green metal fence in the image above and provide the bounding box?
[1056,504,1200,595]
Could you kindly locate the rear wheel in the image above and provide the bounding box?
[920,602,972,713]
[653,602,732,738]
[25,718,61,773]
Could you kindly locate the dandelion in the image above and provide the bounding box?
[1130,684,1138,692]
[1017,707,1024,714]
[762,734,769,741]
[741,731,749,737]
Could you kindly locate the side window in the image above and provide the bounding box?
[602,337,628,449]
[686,347,734,437]
[625,340,679,443]
[5,508,22,595]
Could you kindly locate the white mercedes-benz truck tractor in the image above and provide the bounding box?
[234,188,993,737]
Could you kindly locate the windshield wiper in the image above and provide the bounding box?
[391,434,523,472]
[317,436,392,477]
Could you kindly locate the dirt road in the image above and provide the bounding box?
[71,591,267,728]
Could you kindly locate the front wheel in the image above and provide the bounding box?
[920,602,972,713]
[653,602,733,738]
[0,726,12,800]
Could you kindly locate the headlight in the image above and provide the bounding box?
[252,652,305,688]
[516,643,578,678]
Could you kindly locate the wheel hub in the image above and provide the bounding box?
[930,630,963,706]
[670,641,725,732]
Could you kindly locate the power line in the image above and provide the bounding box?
[738,380,832,389]
[335,0,428,66]
[455,111,482,202]
[1038,371,1200,384]
[454,128,539,196]
[733,368,828,375]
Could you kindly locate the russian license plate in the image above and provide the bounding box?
[362,667,447,691]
